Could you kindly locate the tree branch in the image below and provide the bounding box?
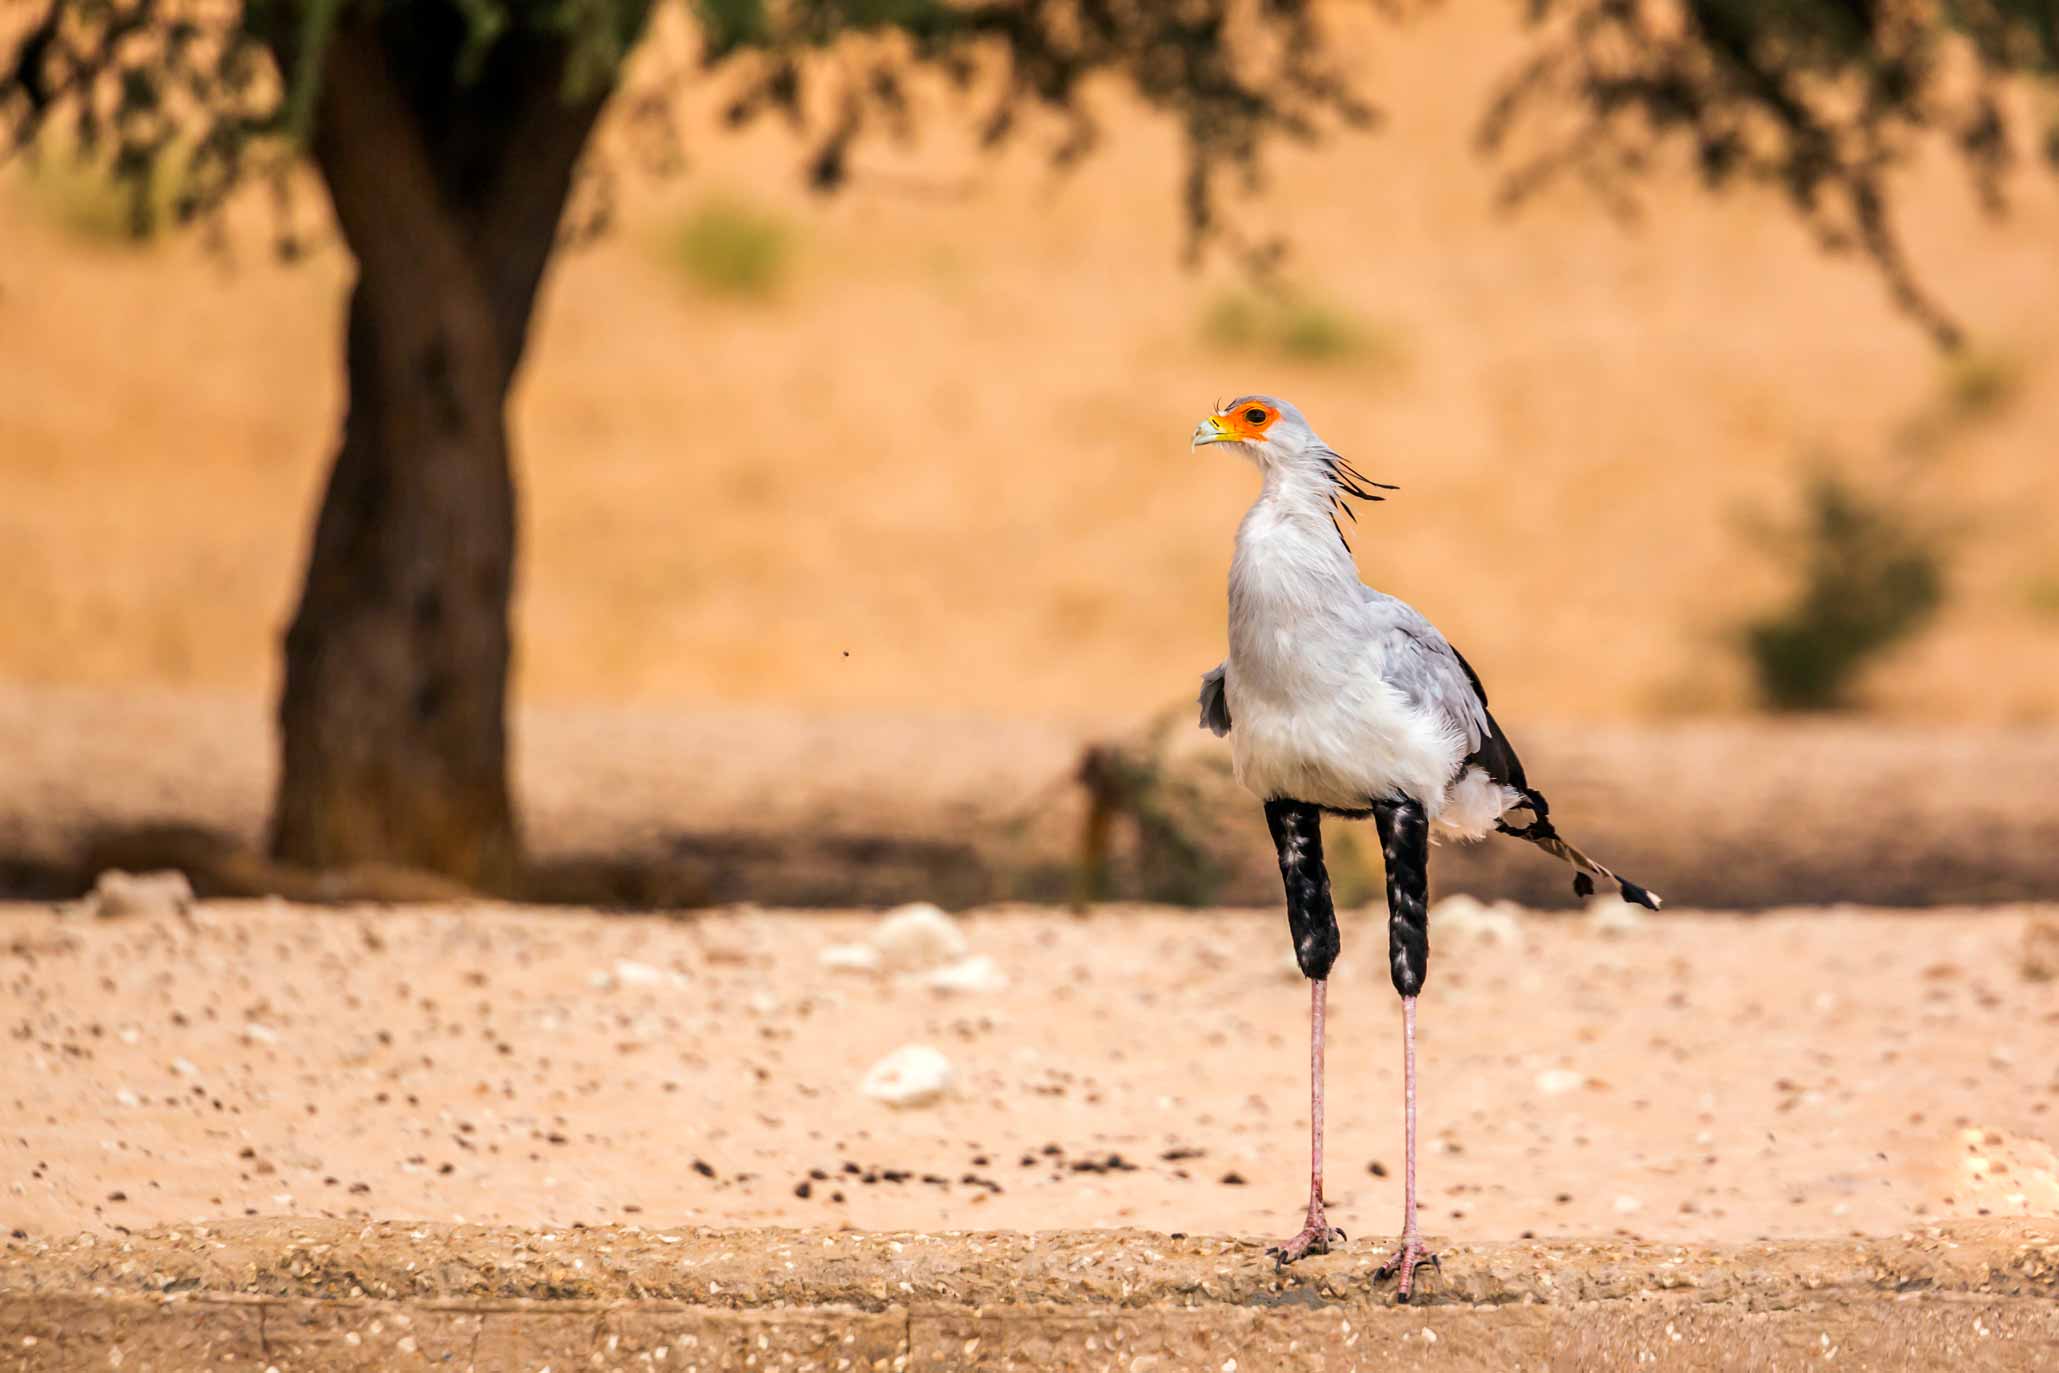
[466,29,639,382]
[306,19,488,350]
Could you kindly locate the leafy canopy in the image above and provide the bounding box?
[14,2,2059,337]
[1,0,1376,255]
[1484,0,2059,345]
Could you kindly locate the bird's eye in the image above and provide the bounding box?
[1244,407,1268,425]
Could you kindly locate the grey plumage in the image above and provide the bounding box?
[1201,591,1502,784]
[1360,589,1493,763]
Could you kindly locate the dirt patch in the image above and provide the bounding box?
[2,1220,2055,1370]
[11,1215,2059,1309]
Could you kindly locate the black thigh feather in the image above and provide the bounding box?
[1373,797,1431,998]
[1265,799,1340,980]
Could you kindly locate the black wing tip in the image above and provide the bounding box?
[1197,671,1232,737]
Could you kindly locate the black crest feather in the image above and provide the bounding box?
[1315,448,1398,549]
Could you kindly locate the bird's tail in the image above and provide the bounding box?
[1496,788,1662,911]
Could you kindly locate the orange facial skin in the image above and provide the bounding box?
[1217,399,1280,441]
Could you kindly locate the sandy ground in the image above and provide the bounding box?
[4,7,2059,728]
[7,900,2057,1250]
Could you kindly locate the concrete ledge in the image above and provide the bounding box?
[4,1220,2056,1370]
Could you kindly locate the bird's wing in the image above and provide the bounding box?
[1364,590,1527,789]
[1366,593,1656,906]
[1197,661,1231,737]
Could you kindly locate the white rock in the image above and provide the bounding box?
[86,870,193,920]
[1535,1068,1586,1096]
[1612,1194,1643,1214]
[819,943,883,974]
[861,1044,954,1107]
[591,959,686,991]
[1430,892,1487,922]
[1431,894,1522,943]
[241,1022,281,1046]
[921,955,1009,994]
[1586,897,1645,937]
[869,903,968,972]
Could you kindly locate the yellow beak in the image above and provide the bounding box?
[1191,414,1235,448]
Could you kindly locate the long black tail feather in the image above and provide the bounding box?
[1495,787,1662,910]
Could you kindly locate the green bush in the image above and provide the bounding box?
[2025,576,2059,619]
[1075,737,1226,907]
[1895,346,2024,455]
[667,197,793,299]
[1201,286,1397,366]
[1940,347,2022,423]
[20,145,187,245]
[1739,470,1948,711]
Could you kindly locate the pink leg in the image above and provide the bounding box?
[1268,978,1345,1267]
[1376,995,1439,1299]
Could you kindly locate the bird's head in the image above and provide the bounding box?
[1189,394,1321,466]
[1190,394,1397,541]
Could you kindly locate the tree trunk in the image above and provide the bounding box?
[270,267,521,887]
[267,14,631,890]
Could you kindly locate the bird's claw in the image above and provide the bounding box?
[1374,1237,1439,1301]
[1266,1216,1346,1268]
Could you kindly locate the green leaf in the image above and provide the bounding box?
[279,0,345,148]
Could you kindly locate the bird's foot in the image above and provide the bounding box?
[1266,1209,1345,1268]
[1374,1235,1440,1302]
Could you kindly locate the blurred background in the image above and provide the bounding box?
[3,0,2058,910]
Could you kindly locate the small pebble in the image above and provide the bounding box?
[861,1044,954,1107]
[871,905,969,973]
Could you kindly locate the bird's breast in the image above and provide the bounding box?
[1224,534,1453,809]
[1226,554,1361,702]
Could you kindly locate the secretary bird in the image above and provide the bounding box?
[1191,395,1661,1301]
